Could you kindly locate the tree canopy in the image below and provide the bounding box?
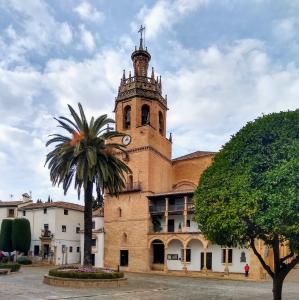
[12,218,31,254]
[194,110,299,300]
[0,219,14,253]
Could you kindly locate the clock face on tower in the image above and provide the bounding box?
[122,135,131,146]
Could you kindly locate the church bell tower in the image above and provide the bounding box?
[104,27,173,272]
[113,26,172,193]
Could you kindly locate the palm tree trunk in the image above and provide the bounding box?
[83,181,93,266]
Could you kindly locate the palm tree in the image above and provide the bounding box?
[45,103,130,265]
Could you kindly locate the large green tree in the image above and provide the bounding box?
[12,218,31,255]
[194,110,299,300]
[45,103,130,265]
[0,219,14,256]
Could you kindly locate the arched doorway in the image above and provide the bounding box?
[186,239,205,271]
[151,239,165,270]
[167,239,184,271]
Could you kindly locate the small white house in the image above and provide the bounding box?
[18,201,84,265]
[80,207,104,267]
[0,193,33,230]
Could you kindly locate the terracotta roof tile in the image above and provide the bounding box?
[18,201,84,212]
[92,207,104,217]
[0,201,23,207]
[172,150,216,162]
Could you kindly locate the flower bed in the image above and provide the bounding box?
[49,266,124,279]
[44,265,127,288]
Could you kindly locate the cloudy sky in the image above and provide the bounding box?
[0,0,298,203]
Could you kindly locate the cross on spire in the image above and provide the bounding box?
[138,25,145,49]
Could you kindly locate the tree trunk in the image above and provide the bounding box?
[273,276,283,300]
[83,181,93,266]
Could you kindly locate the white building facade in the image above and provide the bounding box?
[18,202,84,265]
[80,207,104,267]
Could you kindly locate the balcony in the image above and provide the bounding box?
[40,229,53,240]
[120,181,142,193]
[149,202,194,215]
[168,203,184,213]
[149,205,166,215]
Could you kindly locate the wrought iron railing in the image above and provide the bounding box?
[40,229,53,239]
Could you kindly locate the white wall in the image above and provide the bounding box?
[0,207,17,230]
[187,239,204,271]
[167,240,184,270]
[80,215,104,267]
[158,213,199,233]
[207,244,250,273]
[166,239,250,273]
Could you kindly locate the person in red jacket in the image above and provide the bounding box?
[244,263,250,277]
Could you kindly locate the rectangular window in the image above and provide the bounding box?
[44,208,47,214]
[62,245,66,253]
[92,221,95,229]
[91,239,96,247]
[44,224,49,231]
[222,249,233,264]
[186,219,191,227]
[77,247,80,253]
[8,209,15,217]
[76,227,80,233]
[69,246,73,253]
[23,211,26,216]
[34,245,40,256]
[181,249,191,262]
[168,219,174,232]
[64,209,68,215]
[62,225,66,232]
[120,250,128,266]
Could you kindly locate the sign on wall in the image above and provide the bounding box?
[167,254,178,260]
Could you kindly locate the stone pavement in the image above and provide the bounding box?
[0,266,298,300]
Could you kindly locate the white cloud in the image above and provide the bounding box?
[74,1,105,23]
[79,25,96,52]
[133,0,210,39]
[59,22,73,45]
[164,39,299,154]
[273,18,298,42]
[0,44,129,202]
[0,0,74,66]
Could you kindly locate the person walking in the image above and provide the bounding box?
[244,263,250,277]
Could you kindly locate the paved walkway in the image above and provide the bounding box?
[0,266,298,300]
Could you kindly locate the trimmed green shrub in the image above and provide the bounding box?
[0,263,21,272]
[49,268,124,279]
[0,219,14,253]
[12,218,31,254]
[17,256,32,265]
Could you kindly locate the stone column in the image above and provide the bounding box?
[164,246,168,272]
[165,197,169,233]
[224,248,229,274]
[183,196,188,232]
[202,247,207,271]
[183,247,187,273]
[65,247,68,265]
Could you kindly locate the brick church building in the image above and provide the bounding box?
[103,33,273,279]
